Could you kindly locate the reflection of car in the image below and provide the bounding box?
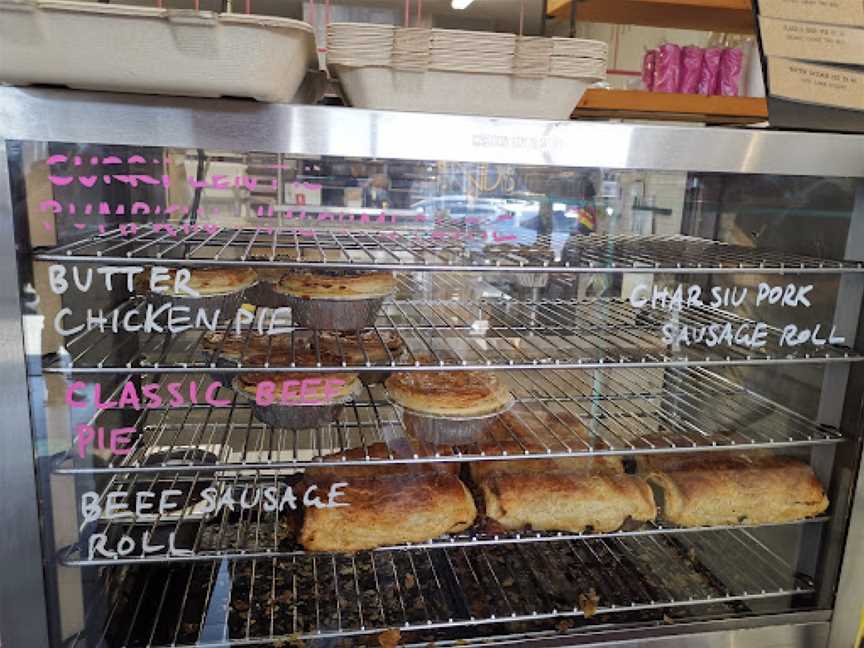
[411,195,507,224]
[411,195,540,227]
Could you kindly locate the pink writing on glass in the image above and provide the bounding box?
[65,380,232,411]
[188,175,278,191]
[46,154,170,167]
[48,173,171,188]
[253,378,346,406]
[75,424,135,458]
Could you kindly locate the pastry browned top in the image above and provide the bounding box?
[276,271,396,300]
[386,369,513,417]
[318,330,404,364]
[202,331,299,359]
[645,455,829,525]
[159,267,258,296]
[298,472,477,552]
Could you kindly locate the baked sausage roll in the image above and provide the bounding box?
[645,455,829,526]
[298,473,477,552]
[480,471,656,533]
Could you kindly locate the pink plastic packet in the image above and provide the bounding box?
[679,46,704,94]
[719,47,744,96]
[698,47,724,95]
[642,50,657,91]
[653,43,682,93]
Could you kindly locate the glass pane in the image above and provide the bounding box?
[9,140,858,647]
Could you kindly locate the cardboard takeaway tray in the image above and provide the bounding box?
[333,65,597,120]
[0,0,317,102]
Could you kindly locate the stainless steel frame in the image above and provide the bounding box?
[0,87,863,177]
[0,140,51,646]
[1,86,863,648]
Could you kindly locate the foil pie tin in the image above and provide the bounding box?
[393,399,514,445]
[232,378,362,429]
[283,294,387,331]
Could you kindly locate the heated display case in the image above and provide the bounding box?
[1,87,863,648]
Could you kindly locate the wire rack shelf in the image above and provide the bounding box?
[44,297,859,374]
[67,528,813,647]
[34,226,864,274]
[53,366,841,475]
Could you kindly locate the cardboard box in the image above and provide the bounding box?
[759,16,864,66]
[767,57,864,112]
[758,0,864,28]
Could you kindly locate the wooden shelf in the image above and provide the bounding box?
[548,0,755,33]
[573,89,768,124]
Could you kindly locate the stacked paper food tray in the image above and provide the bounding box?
[327,23,608,119]
[0,0,317,102]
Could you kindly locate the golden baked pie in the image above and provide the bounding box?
[480,471,656,533]
[276,271,396,300]
[201,331,298,360]
[386,369,513,417]
[298,473,477,552]
[156,267,257,297]
[645,454,829,526]
[318,330,404,364]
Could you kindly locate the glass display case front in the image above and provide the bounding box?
[1,88,863,648]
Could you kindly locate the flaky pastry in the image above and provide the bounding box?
[276,271,396,300]
[386,369,513,417]
[481,471,656,533]
[318,330,404,364]
[645,455,829,526]
[159,267,257,296]
[299,473,477,552]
